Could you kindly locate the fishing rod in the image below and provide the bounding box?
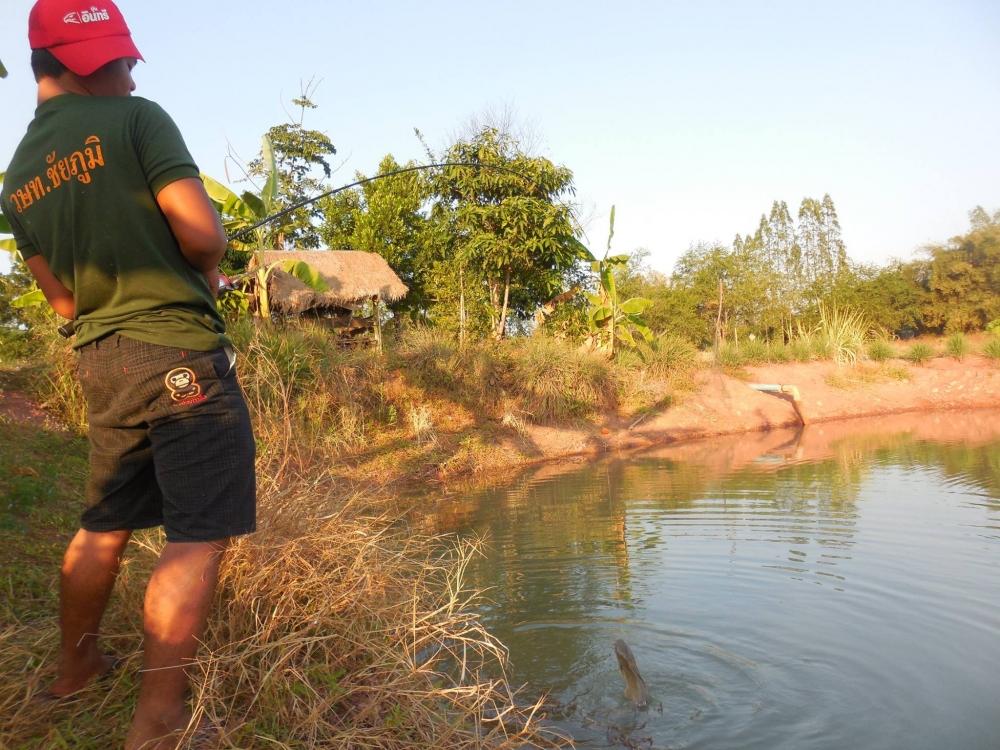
[57,161,535,337]
[229,161,537,243]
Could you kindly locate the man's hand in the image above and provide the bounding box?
[203,268,220,299]
[25,255,75,319]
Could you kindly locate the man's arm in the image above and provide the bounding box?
[155,177,227,273]
[25,255,75,320]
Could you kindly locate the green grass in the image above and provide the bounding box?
[946,333,969,360]
[902,342,936,365]
[0,419,87,622]
[984,337,1000,362]
[867,339,895,362]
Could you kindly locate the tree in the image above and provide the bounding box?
[319,155,435,318]
[428,126,585,339]
[248,82,337,249]
[921,210,1000,333]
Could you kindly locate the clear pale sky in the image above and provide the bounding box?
[2,0,999,275]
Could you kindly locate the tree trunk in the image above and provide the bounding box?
[495,268,511,340]
[458,267,466,348]
[714,279,724,356]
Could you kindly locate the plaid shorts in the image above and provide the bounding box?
[77,334,256,542]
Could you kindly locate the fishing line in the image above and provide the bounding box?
[229,161,539,242]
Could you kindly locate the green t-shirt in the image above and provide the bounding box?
[1,94,227,350]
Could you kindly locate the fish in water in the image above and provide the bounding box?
[613,639,650,709]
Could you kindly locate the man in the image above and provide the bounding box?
[1,1,256,747]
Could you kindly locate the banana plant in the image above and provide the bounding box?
[201,135,327,318]
[0,171,47,309]
[1,172,17,256]
[585,205,653,357]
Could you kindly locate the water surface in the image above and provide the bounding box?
[421,411,1000,749]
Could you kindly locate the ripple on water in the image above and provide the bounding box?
[450,421,1000,749]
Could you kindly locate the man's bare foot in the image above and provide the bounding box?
[124,704,192,750]
[46,649,120,698]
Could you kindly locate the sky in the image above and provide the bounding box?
[2,0,999,276]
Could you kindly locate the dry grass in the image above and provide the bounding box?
[824,363,911,389]
[1,478,569,748]
[1,319,572,749]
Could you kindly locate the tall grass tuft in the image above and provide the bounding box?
[867,339,895,362]
[817,304,868,365]
[644,333,698,377]
[903,342,935,365]
[513,335,614,420]
[946,333,969,360]
[984,337,1000,362]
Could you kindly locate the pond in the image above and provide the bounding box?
[419,410,1000,749]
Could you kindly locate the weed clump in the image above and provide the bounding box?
[867,339,895,362]
[984,337,1000,362]
[946,333,969,360]
[903,342,936,365]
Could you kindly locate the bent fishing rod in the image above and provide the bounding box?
[57,161,535,337]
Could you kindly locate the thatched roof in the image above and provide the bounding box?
[257,250,408,315]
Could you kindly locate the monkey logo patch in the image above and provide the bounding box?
[164,367,205,405]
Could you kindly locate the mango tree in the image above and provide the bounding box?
[429,127,586,340]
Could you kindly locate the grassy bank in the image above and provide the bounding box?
[0,325,581,749]
[2,318,998,747]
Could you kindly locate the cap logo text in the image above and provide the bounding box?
[63,7,111,25]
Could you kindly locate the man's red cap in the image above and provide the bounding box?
[28,0,143,77]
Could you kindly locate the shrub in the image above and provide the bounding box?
[902,342,935,365]
[0,327,32,363]
[645,333,698,376]
[946,333,969,360]
[738,338,769,365]
[984,338,1000,362]
[818,304,868,365]
[867,339,895,362]
[789,338,814,362]
[513,335,614,420]
[716,342,746,368]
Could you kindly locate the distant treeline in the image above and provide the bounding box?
[617,202,1000,346]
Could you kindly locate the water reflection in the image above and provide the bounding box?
[416,410,1000,749]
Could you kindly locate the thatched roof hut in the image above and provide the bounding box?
[258,250,408,315]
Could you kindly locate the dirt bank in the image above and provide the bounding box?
[517,356,1000,460]
[4,355,999,486]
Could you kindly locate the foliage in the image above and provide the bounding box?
[902,342,935,365]
[427,126,586,339]
[641,333,699,377]
[946,333,969,360]
[984,338,1000,362]
[393,326,615,422]
[817,304,869,365]
[247,84,337,248]
[867,339,895,362]
[584,207,653,356]
[512,335,615,420]
[319,155,434,318]
[203,138,328,318]
[920,207,1000,333]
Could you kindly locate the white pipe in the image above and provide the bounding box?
[748,383,807,425]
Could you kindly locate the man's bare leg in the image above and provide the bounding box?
[48,528,131,697]
[124,540,228,750]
